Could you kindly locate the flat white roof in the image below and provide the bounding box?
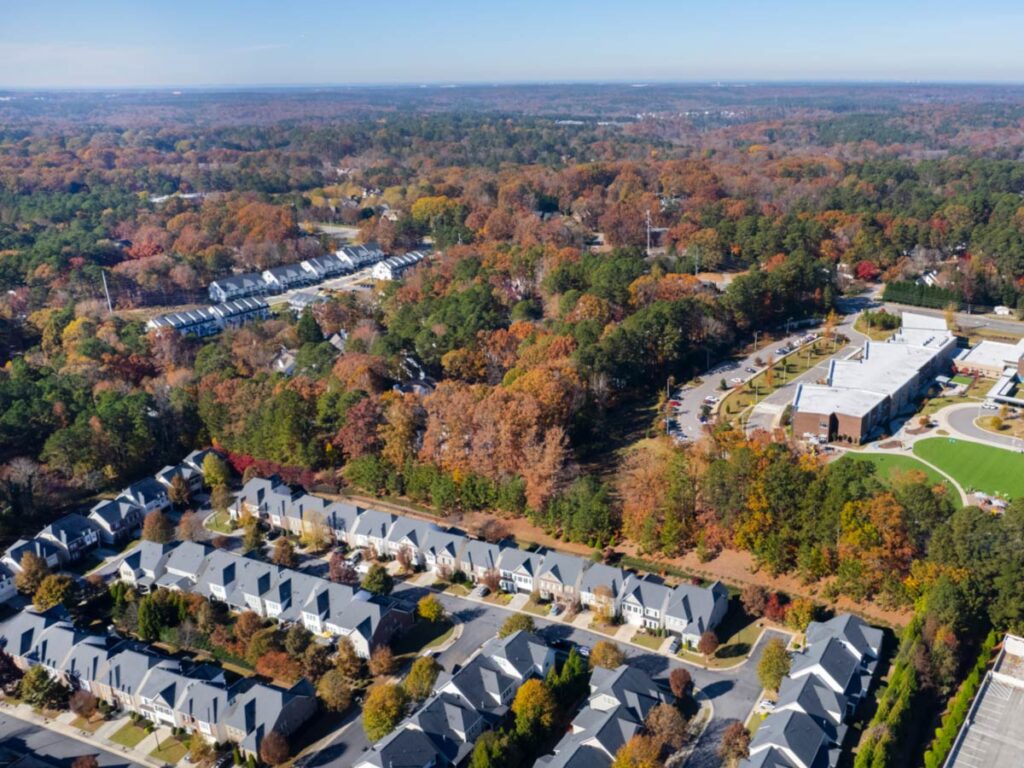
[830,338,952,397]
[794,384,885,417]
[901,311,949,332]
[959,339,1024,370]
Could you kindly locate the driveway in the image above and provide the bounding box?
[0,712,142,768]
[942,403,1024,451]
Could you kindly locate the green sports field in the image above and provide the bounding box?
[913,438,1024,500]
[837,453,952,491]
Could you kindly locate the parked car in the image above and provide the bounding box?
[549,603,563,616]
[776,347,789,355]
[745,367,757,373]
[667,637,681,654]
[471,584,490,599]
[758,699,776,713]
[577,645,591,658]
[730,377,744,384]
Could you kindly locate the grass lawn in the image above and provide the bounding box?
[837,453,953,491]
[854,316,897,341]
[440,582,471,597]
[978,414,1024,439]
[206,510,237,534]
[150,736,188,764]
[588,620,619,637]
[110,722,148,748]
[631,632,664,651]
[678,603,763,669]
[952,375,974,386]
[392,618,454,658]
[484,592,513,606]
[913,438,1024,499]
[917,377,994,418]
[522,596,551,617]
[71,715,104,733]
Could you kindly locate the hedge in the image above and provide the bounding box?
[854,617,923,768]
[882,281,961,310]
[921,630,999,768]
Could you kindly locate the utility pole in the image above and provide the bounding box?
[101,269,113,314]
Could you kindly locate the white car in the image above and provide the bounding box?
[704,395,719,404]
[758,699,775,713]
[730,377,744,384]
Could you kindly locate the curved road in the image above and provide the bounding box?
[943,404,1024,451]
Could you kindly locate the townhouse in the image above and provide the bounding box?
[620,577,673,630]
[208,297,271,330]
[541,664,669,768]
[208,273,268,304]
[357,631,554,768]
[155,462,203,496]
[0,609,316,759]
[497,548,544,594]
[370,251,427,281]
[36,513,100,563]
[740,614,884,768]
[335,243,385,270]
[262,264,316,293]
[664,581,729,647]
[88,497,144,544]
[2,537,62,572]
[231,474,731,639]
[300,253,348,280]
[118,477,171,515]
[579,563,630,619]
[536,550,586,603]
[147,298,270,338]
[117,541,409,658]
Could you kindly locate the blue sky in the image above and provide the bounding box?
[2,0,1023,87]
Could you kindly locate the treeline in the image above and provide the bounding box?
[882,281,964,310]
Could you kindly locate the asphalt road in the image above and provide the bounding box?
[0,712,142,768]
[299,579,785,768]
[946,404,1024,451]
[880,300,1024,338]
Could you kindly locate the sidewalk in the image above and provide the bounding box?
[0,701,169,767]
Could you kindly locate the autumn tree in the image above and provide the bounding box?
[15,551,49,595]
[697,631,719,664]
[362,683,408,741]
[71,757,99,768]
[499,613,535,638]
[612,733,663,768]
[328,551,358,585]
[361,563,393,596]
[590,640,626,670]
[168,474,191,508]
[272,538,297,568]
[334,636,366,681]
[646,702,687,752]
[69,689,98,719]
[512,678,557,737]
[718,722,751,765]
[757,638,791,693]
[300,509,331,552]
[202,453,230,488]
[142,510,173,543]
[669,667,693,701]
[368,646,397,677]
[404,656,441,701]
[316,669,353,712]
[259,731,289,766]
[417,594,445,623]
[242,521,263,554]
[740,584,769,617]
[177,511,205,542]
[33,574,75,611]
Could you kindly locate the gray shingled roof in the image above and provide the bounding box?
[749,710,830,768]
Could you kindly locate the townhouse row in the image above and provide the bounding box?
[234,475,730,646]
[355,630,557,768]
[117,540,411,658]
[0,449,219,604]
[207,244,388,303]
[0,608,316,758]
[541,665,671,768]
[741,614,884,768]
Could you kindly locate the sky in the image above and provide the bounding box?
[2,0,1024,88]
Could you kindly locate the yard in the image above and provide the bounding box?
[978,414,1024,439]
[836,453,954,492]
[916,376,994,418]
[677,603,764,669]
[913,438,1024,500]
[631,631,665,651]
[110,722,149,748]
[718,342,839,424]
[522,595,552,617]
[392,618,455,658]
[71,714,105,733]
[205,510,237,534]
[150,736,189,764]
